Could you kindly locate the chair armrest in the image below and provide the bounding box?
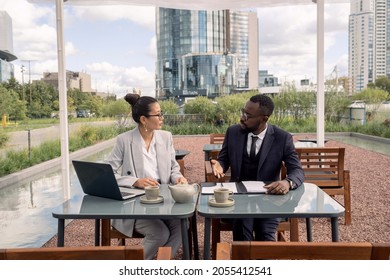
[205,160,213,175]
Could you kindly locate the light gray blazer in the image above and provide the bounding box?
[106,127,182,237]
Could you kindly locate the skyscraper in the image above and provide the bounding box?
[0,11,17,82]
[348,0,390,93]
[155,8,258,102]
[349,0,374,93]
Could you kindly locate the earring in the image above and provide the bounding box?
[144,124,148,132]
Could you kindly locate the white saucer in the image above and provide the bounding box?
[140,195,164,204]
[208,197,235,207]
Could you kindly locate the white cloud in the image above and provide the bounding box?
[86,62,154,97]
[70,6,155,30]
[257,3,349,84]
[148,36,157,58]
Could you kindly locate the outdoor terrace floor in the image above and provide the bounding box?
[39,134,390,259]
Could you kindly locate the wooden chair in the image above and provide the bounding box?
[205,133,231,181]
[216,241,390,260]
[204,159,231,182]
[101,218,196,259]
[205,162,298,259]
[295,147,352,225]
[101,219,144,246]
[210,133,225,144]
[177,158,185,176]
[208,133,225,161]
[0,245,171,260]
[101,153,194,256]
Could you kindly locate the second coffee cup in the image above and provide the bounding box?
[214,188,233,203]
[145,186,160,200]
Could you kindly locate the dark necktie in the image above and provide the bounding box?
[250,136,258,160]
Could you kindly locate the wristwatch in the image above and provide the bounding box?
[285,178,296,190]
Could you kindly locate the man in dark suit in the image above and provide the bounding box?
[211,94,304,241]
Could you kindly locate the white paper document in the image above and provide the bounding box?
[241,181,267,193]
[201,182,238,194]
[201,181,268,194]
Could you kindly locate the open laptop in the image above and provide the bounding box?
[72,160,144,200]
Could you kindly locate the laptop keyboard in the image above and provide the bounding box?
[121,191,134,197]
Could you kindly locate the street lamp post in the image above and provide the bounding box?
[21,65,25,101]
[28,60,32,105]
[20,59,36,105]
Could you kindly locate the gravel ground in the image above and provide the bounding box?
[42,134,390,259]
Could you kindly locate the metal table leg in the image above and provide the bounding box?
[95,219,100,246]
[331,217,339,241]
[203,217,211,260]
[181,218,190,260]
[57,219,65,247]
[191,214,199,260]
[306,218,313,241]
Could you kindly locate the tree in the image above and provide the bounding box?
[368,76,390,96]
[324,91,350,122]
[88,96,104,117]
[274,85,315,124]
[0,84,27,121]
[159,100,179,114]
[28,81,58,118]
[1,77,23,99]
[183,96,216,123]
[215,92,255,124]
[102,99,129,117]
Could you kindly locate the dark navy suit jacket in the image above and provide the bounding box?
[218,124,304,187]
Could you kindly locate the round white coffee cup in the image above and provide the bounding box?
[145,186,160,200]
[214,188,232,203]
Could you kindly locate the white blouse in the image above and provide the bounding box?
[141,135,160,180]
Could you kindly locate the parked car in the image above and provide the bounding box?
[76,110,91,118]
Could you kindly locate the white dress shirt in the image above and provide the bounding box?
[247,124,268,156]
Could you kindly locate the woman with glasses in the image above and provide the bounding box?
[107,93,187,259]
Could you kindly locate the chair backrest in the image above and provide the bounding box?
[210,133,225,144]
[216,241,390,260]
[295,147,345,187]
[0,245,145,260]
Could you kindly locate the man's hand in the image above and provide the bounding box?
[210,159,225,179]
[264,180,290,195]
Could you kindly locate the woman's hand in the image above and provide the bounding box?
[210,159,225,179]
[176,177,188,184]
[133,178,160,188]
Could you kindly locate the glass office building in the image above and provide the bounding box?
[0,57,15,82]
[156,8,258,102]
[0,11,16,83]
[181,53,236,98]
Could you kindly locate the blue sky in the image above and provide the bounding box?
[1,0,350,98]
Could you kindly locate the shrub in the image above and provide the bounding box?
[0,130,9,148]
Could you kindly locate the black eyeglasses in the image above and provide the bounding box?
[240,108,266,121]
[146,112,164,119]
